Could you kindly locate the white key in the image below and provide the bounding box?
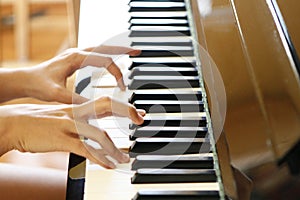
[129,2,186,8]
[130,11,187,18]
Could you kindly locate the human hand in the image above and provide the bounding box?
[22,45,140,104]
[0,96,145,169]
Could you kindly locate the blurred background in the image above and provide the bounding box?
[0,0,75,171]
[0,0,75,67]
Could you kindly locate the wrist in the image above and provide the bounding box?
[16,67,35,99]
[0,68,30,102]
[0,109,12,156]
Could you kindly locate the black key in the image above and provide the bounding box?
[128,76,200,89]
[129,61,196,70]
[128,67,198,78]
[130,0,184,2]
[129,7,186,12]
[130,23,188,27]
[133,100,204,113]
[129,138,211,157]
[131,168,216,183]
[129,30,191,37]
[129,18,189,27]
[129,89,202,102]
[129,114,207,129]
[132,49,193,57]
[130,16,188,21]
[135,49,194,57]
[130,23,188,28]
[129,10,187,19]
[130,126,208,140]
[129,1,185,5]
[131,41,192,46]
[132,190,220,200]
[131,155,214,170]
[130,25,190,30]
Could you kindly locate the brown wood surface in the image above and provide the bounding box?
[192,0,300,198]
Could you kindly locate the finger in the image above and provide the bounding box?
[73,52,126,90]
[93,109,145,119]
[83,45,141,56]
[137,109,146,117]
[51,86,88,104]
[66,136,117,169]
[72,92,89,104]
[75,96,144,125]
[51,124,115,168]
[83,144,117,168]
[73,121,130,163]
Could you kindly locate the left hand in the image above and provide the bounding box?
[23,45,140,104]
[0,96,145,168]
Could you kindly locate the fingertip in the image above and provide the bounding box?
[120,153,130,163]
[137,109,146,116]
[119,83,126,91]
[129,49,141,56]
[134,114,144,125]
[92,157,116,169]
[117,78,126,91]
[108,162,116,169]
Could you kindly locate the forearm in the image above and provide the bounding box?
[0,109,12,156]
[0,68,30,102]
[0,133,9,157]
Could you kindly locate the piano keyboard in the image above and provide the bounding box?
[67,0,225,199]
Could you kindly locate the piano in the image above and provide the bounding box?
[66,0,300,199]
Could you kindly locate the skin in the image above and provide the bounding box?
[0,45,141,104]
[0,45,145,200]
[0,97,145,168]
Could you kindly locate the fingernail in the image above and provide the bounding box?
[108,162,116,169]
[121,153,130,163]
[121,85,126,91]
[117,80,126,91]
[139,109,146,115]
[130,49,141,56]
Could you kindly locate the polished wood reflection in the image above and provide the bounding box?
[194,0,300,198]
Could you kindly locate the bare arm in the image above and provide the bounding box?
[0,68,30,102]
[0,97,145,168]
[0,45,140,104]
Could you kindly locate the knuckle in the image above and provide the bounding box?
[68,137,87,154]
[128,104,137,114]
[108,148,119,158]
[64,50,82,64]
[73,139,88,156]
[99,95,112,107]
[51,86,63,98]
[64,48,80,55]
[104,57,113,68]
[100,95,112,102]
[102,96,113,112]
